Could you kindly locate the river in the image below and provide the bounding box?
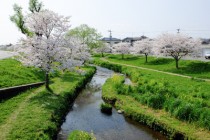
[57,66,166,140]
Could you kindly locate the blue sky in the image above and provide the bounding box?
[0,0,210,44]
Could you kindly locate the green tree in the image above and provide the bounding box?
[29,0,43,13]
[10,4,31,36]
[10,0,43,36]
[67,24,102,50]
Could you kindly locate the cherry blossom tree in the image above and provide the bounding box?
[16,10,90,90]
[94,42,110,57]
[155,33,201,69]
[113,42,131,59]
[67,37,91,65]
[133,39,154,63]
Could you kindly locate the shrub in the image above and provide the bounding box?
[199,108,210,130]
[100,103,112,114]
[147,93,166,109]
[68,130,95,140]
[175,103,194,121]
[164,98,181,113]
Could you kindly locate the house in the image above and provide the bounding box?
[122,35,147,46]
[101,37,121,47]
[201,38,210,45]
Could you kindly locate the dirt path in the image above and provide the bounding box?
[0,88,41,140]
[101,58,210,82]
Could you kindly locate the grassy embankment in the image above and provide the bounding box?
[0,59,45,88]
[0,65,96,140]
[94,54,210,79]
[93,59,210,140]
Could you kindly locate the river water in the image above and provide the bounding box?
[57,66,166,140]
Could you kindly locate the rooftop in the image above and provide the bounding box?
[101,37,121,41]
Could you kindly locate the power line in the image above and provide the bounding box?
[103,29,210,39]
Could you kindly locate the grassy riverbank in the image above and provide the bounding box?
[0,59,44,88]
[0,66,96,140]
[93,59,210,139]
[102,75,210,140]
[94,54,210,79]
[68,130,96,140]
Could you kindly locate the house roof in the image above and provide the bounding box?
[122,36,147,42]
[101,37,121,42]
[201,38,210,44]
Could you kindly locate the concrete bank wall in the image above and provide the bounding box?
[0,82,45,100]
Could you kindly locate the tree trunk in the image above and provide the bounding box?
[145,54,148,63]
[175,58,179,69]
[45,72,50,90]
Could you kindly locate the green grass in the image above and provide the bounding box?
[0,66,96,140]
[95,59,210,139]
[102,75,210,140]
[0,90,31,125]
[0,59,44,88]
[94,54,210,79]
[94,58,210,104]
[68,130,95,140]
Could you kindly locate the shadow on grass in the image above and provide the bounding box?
[148,58,174,65]
[185,62,210,73]
[28,74,83,124]
[169,62,210,74]
[124,56,140,61]
[61,73,81,82]
[108,55,140,61]
[27,67,45,81]
[28,89,67,121]
[107,55,121,60]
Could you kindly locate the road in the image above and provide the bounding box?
[0,50,16,59]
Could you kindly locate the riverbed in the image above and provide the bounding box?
[57,66,166,140]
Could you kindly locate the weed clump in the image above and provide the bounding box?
[100,103,112,114]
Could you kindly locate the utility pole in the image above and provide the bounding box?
[108,30,112,48]
[177,28,180,33]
